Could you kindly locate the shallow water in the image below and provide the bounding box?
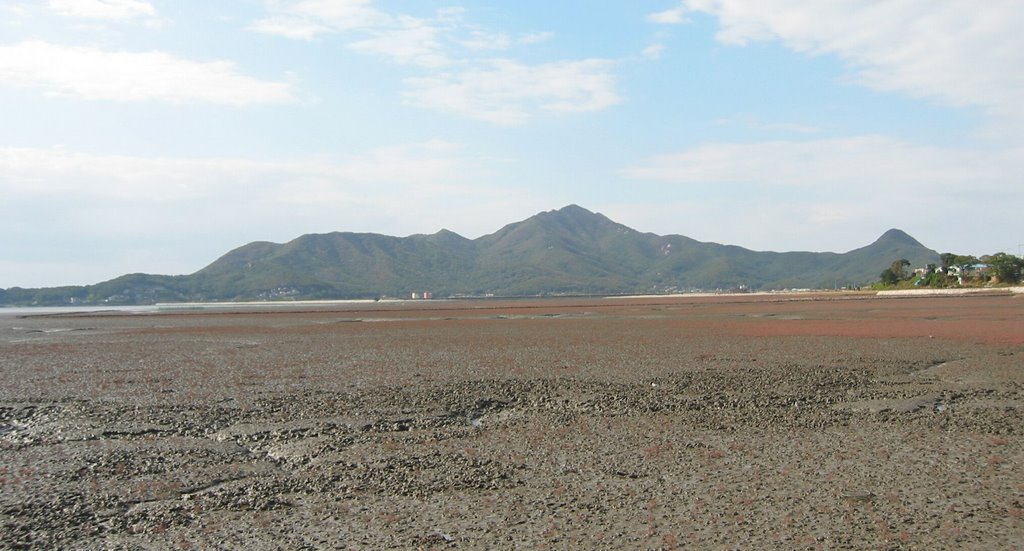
[0,305,158,317]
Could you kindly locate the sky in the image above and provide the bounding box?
[1,0,1022,288]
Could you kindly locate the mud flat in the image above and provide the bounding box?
[2,293,1022,549]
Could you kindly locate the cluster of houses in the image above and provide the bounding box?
[913,263,989,285]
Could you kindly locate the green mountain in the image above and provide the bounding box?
[1,205,940,305]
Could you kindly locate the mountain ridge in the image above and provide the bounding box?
[1,205,941,305]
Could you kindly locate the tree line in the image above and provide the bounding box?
[879,252,1024,287]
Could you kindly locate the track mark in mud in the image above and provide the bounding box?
[336,450,524,498]
[100,424,174,437]
[175,474,254,500]
[832,393,944,414]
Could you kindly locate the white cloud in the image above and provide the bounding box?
[678,0,1024,120]
[459,30,512,51]
[3,4,31,18]
[348,15,451,68]
[456,26,551,51]
[252,3,455,67]
[0,41,295,105]
[249,2,620,124]
[642,44,665,59]
[290,0,386,27]
[49,0,155,20]
[636,1,1024,252]
[714,114,820,134]
[619,136,1024,253]
[0,142,473,200]
[647,6,689,24]
[0,142,552,287]
[247,16,329,41]
[622,136,1021,189]
[519,32,554,45]
[250,0,388,38]
[404,58,621,125]
[754,121,819,134]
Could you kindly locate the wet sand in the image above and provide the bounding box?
[2,293,1022,549]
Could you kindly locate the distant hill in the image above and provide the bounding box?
[1,205,940,305]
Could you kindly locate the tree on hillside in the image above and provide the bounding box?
[940,253,957,269]
[879,258,910,285]
[890,259,910,280]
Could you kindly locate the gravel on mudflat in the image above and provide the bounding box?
[1,294,1022,549]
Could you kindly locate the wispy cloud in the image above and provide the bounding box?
[246,16,328,41]
[0,142,548,286]
[0,141,472,199]
[249,0,391,39]
[0,41,295,105]
[249,1,620,124]
[3,3,31,18]
[622,136,1021,189]
[619,136,1024,252]
[519,31,554,45]
[667,0,1024,121]
[714,114,820,134]
[404,58,620,126]
[348,15,451,68]
[647,5,688,25]
[48,0,155,20]
[458,29,512,52]
[642,44,665,60]
[632,1,1024,252]
[754,121,819,134]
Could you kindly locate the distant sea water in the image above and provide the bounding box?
[0,299,397,317]
[0,305,159,316]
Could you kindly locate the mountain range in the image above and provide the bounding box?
[1,205,940,305]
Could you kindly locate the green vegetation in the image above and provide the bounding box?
[876,250,1023,288]
[985,252,1024,283]
[3,206,945,306]
[879,259,910,285]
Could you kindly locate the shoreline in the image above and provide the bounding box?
[4,286,1022,317]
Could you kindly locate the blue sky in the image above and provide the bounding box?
[1,0,1022,288]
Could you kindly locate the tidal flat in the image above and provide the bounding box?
[1,294,1022,549]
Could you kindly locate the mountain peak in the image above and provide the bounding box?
[542,204,614,225]
[433,228,466,239]
[874,228,924,247]
[533,204,622,233]
[554,204,595,216]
